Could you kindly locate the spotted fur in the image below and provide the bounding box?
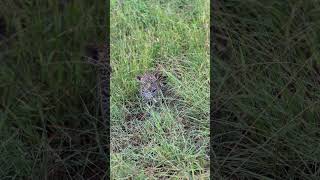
[86,44,110,123]
[136,72,163,102]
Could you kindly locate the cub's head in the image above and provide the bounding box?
[136,73,161,100]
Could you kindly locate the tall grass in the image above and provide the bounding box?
[111,0,209,178]
[0,0,107,178]
[213,0,320,179]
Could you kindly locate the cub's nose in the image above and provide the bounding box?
[151,88,157,93]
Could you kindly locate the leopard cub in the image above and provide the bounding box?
[136,72,164,103]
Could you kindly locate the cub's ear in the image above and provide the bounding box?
[154,71,159,77]
[154,71,162,79]
[136,75,142,81]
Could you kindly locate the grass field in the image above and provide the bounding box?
[0,0,209,179]
[4,0,319,179]
[213,0,320,179]
[110,0,209,179]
